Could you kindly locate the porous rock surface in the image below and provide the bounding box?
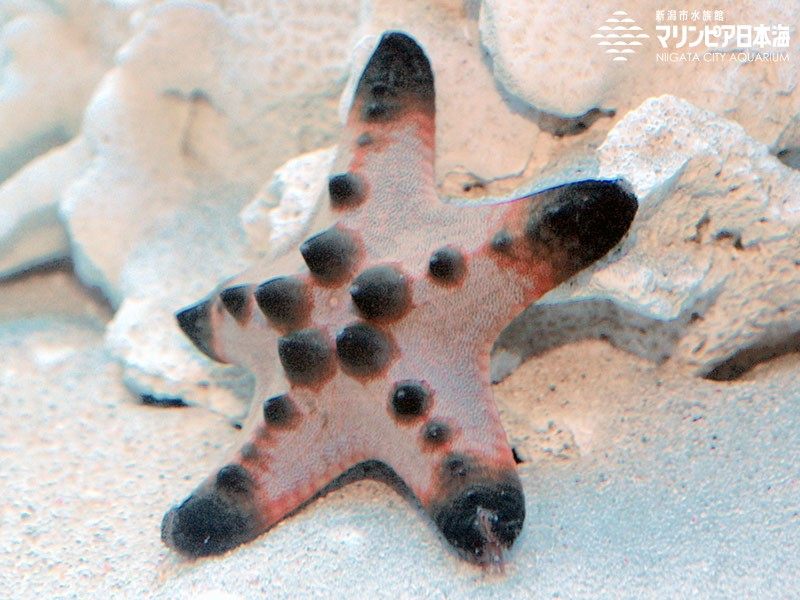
[479,0,799,146]
[494,95,800,381]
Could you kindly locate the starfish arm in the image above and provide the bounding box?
[328,31,439,243]
[374,179,638,364]
[368,349,525,565]
[441,179,639,341]
[173,250,305,365]
[161,382,370,557]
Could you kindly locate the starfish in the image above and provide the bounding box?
[161,31,638,566]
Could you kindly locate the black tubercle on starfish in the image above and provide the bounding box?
[422,419,451,446]
[262,394,297,428]
[490,230,514,254]
[431,476,525,562]
[349,266,411,321]
[428,246,466,284]
[216,464,254,495]
[219,285,251,323]
[241,442,258,461]
[390,380,431,421]
[356,31,435,122]
[442,453,474,481]
[335,323,393,377]
[525,179,638,281]
[300,228,358,285]
[176,299,224,362]
[329,172,364,209]
[255,276,310,329]
[278,329,334,385]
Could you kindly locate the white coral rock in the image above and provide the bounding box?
[0,4,127,183]
[527,95,799,377]
[0,139,88,277]
[479,0,799,146]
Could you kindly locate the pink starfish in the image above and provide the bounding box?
[161,31,637,567]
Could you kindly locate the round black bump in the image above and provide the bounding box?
[262,394,296,428]
[364,102,393,121]
[328,172,364,208]
[390,380,431,420]
[215,464,253,495]
[278,329,333,385]
[428,246,466,284]
[431,478,525,562]
[335,323,392,377]
[255,276,309,328]
[356,133,374,146]
[241,442,258,461]
[349,266,411,321]
[442,453,473,480]
[300,228,358,284]
[422,419,451,446]
[161,494,257,557]
[371,82,392,97]
[219,285,251,323]
[490,230,514,254]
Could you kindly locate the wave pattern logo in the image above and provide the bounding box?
[592,10,650,61]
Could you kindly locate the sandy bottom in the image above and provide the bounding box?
[1,267,798,599]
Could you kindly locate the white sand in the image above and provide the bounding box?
[2,267,797,598]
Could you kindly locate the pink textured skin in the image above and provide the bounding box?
[161,32,637,567]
